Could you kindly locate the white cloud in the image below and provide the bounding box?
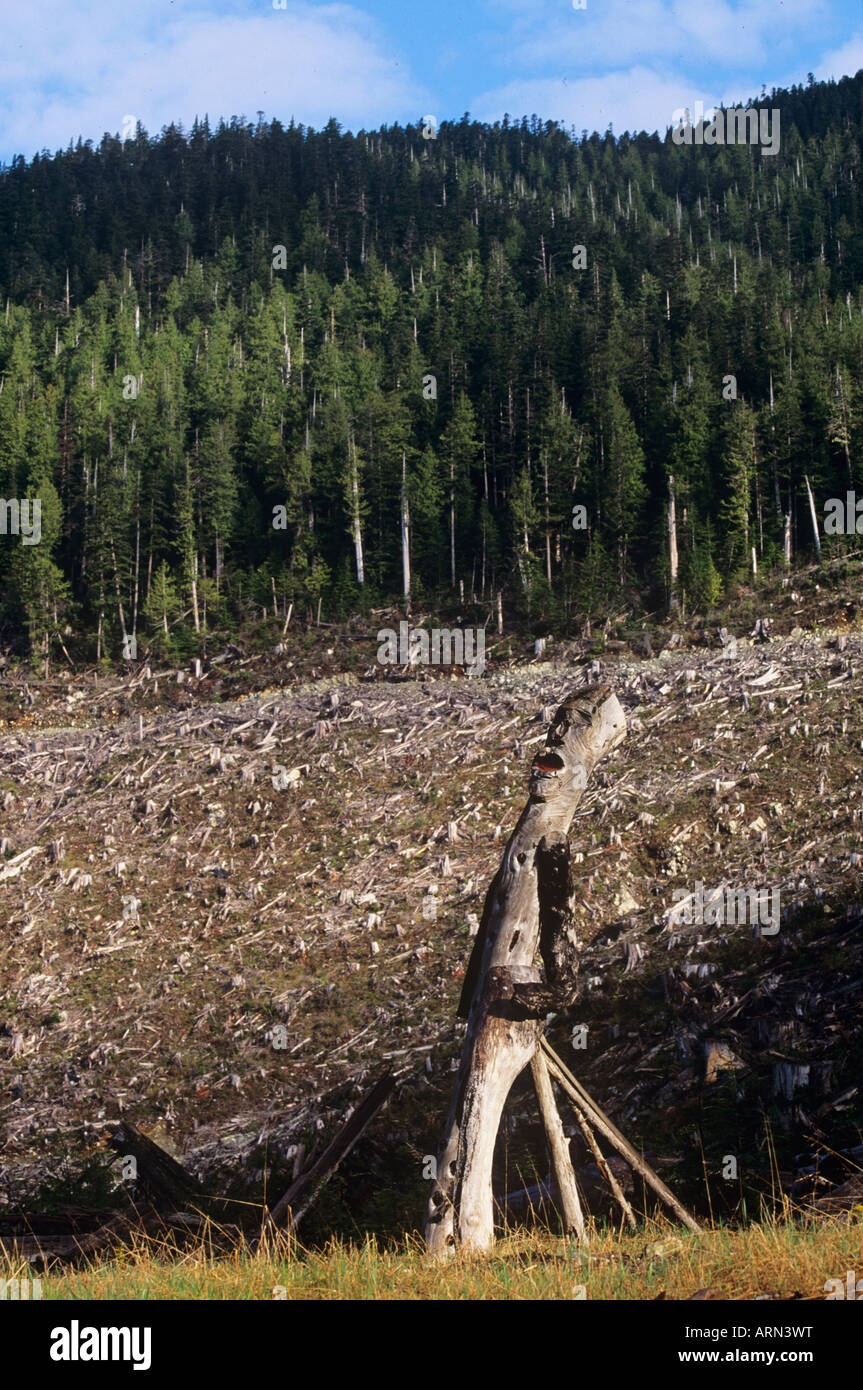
[470,0,839,141]
[815,32,863,82]
[0,1,430,161]
[472,66,705,137]
[483,0,822,75]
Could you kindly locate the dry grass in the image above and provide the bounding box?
[3,1213,860,1300]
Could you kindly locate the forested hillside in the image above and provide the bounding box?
[3,72,863,661]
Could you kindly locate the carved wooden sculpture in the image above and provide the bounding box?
[424,684,627,1256]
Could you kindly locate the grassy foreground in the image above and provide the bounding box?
[4,1216,861,1300]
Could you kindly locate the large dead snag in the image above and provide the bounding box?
[425,684,626,1257]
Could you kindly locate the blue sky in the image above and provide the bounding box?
[2,0,863,164]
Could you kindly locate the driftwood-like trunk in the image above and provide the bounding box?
[425,684,626,1256]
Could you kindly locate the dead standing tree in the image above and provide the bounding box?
[424,684,627,1256]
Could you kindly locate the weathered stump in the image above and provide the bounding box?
[424,684,626,1256]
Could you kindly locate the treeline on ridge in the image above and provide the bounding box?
[2,73,863,660]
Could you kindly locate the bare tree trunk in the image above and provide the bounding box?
[425,685,627,1257]
[190,552,200,633]
[449,458,456,590]
[108,534,129,653]
[769,371,782,519]
[543,453,552,587]
[350,434,365,586]
[146,495,154,601]
[132,499,141,649]
[804,474,821,559]
[667,474,678,613]
[401,450,411,613]
[836,368,853,485]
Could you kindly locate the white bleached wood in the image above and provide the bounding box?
[425,684,626,1256]
[530,1050,588,1244]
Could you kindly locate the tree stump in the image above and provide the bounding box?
[424,684,626,1256]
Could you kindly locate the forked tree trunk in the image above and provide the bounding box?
[424,684,626,1256]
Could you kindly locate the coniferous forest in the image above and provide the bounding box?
[3,72,863,662]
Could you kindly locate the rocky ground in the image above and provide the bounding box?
[1,566,862,1240]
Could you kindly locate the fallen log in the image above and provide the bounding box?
[0,1204,223,1264]
[262,1072,395,1235]
[108,1121,201,1208]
